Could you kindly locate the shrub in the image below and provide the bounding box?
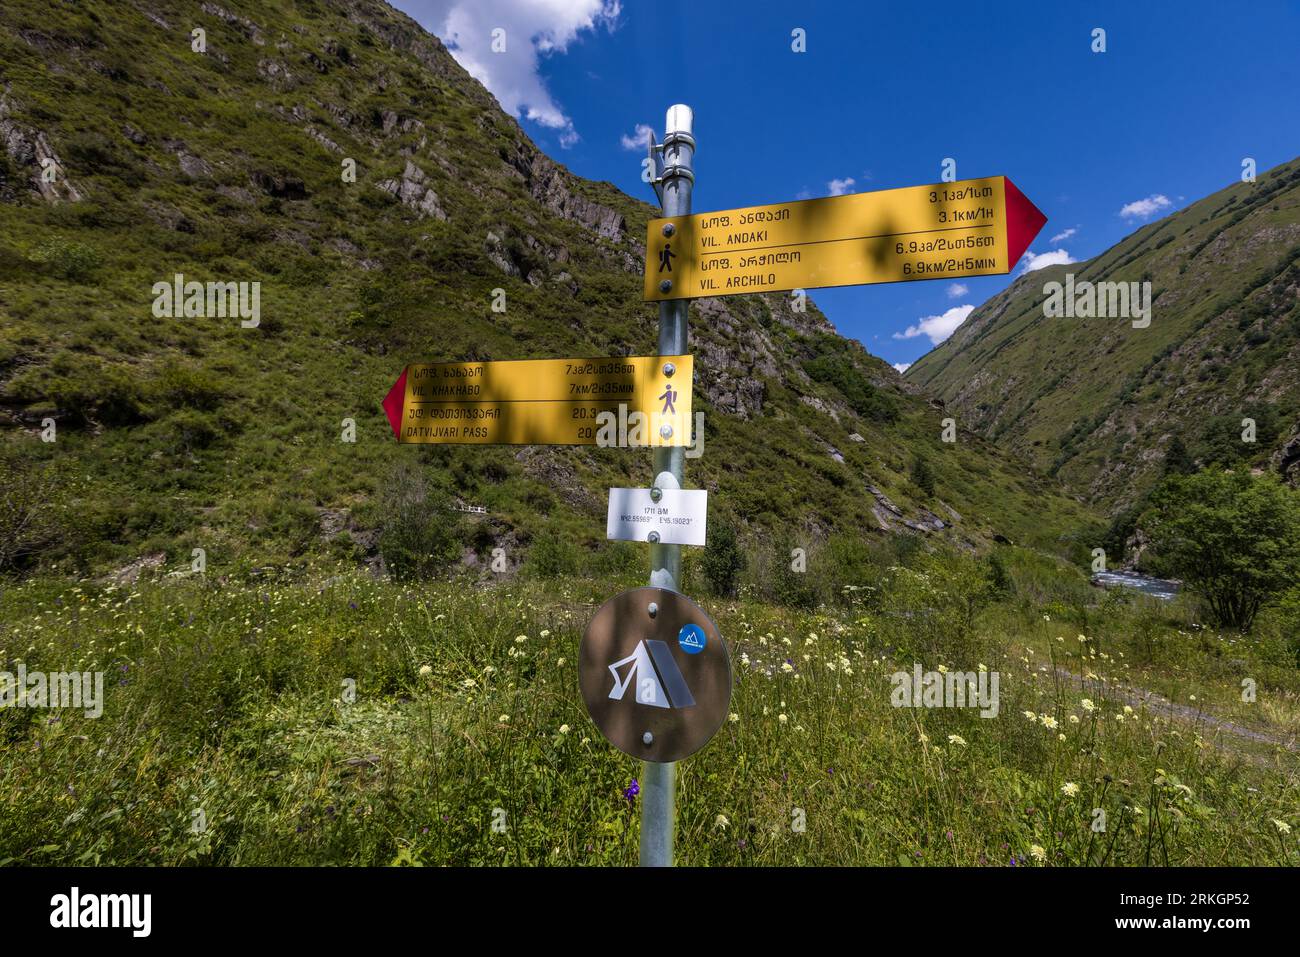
[40,356,151,427]
[699,521,746,597]
[1192,406,1283,467]
[0,448,65,574]
[1273,589,1300,664]
[28,237,103,281]
[986,548,1013,599]
[375,462,463,581]
[802,350,898,423]
[820,533,882,604]
[878,548,994,664]
[525,524,580,578]
[163,409,224,453]
[910,457,936,497]
[762,538,819,609]
[1161,435,1195,476]
[151,361,228,412]
[1146,469,1300,631]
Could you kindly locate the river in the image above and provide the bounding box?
[1091,570,1181,601]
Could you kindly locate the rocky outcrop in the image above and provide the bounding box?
[257,59,295,88]
[496,138,625,241]
[157,137,214,180]
[200,2,265,45]
[1274,428,1300,486]
[799,394,840,422]
[525,152,624,240]
[306,126,342,153]
[866,484,904,517]
[704,370,766,419]
[376,159,446,220]
[483,231,520,278]
[0,92,81,202]
[251,168,308,199]
[378,110,423,136]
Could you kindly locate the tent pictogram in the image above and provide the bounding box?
[607,639,696,709]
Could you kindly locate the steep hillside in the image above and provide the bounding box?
[909,159,1300,515]
[0,0,1096,578]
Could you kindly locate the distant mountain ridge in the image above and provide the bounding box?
[908,158,1300,515]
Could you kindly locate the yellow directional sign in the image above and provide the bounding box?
[643,175,1046,301]
[382,355,693,446]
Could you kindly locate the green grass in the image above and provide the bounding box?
[2,548,1296,866]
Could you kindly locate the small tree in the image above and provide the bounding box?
[767,537,819,609]
[1146,469,1300,631]
[700,521,746,597]
[1162,435,1195,477]
[525,524,579,578]
[910,457,936,497]
[0,449,64,575]
[986,547,1013,599]
[376,462,462,581]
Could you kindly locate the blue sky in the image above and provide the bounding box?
[394,0,1300,371]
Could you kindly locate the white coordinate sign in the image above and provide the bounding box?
[606,488,708,546]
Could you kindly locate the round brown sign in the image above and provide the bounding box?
[579,586,731,763]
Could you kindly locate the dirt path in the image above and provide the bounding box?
[1054,667,1299,756]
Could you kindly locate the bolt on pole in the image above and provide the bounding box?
[641,103,694,868]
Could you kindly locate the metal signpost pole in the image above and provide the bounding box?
[641,103,694,868]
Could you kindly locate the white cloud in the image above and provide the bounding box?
[1049,227,1077,244]
[827,177,856,196]
[1119,194,1172,220]
[404,0,622,149]
[893,304,975,346]
[945,283,968,299]
[892,362,912,374]
[1019,248,1075,274]
[619,123,653,151]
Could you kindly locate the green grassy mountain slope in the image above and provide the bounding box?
[0,0,1096,579]
[908,159,1300,515]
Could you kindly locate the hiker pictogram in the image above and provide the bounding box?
[658,242,675,272]
[659,383,677,415]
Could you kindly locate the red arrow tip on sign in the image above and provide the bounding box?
[1004,177,1048,270]
[382,368,407,439]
